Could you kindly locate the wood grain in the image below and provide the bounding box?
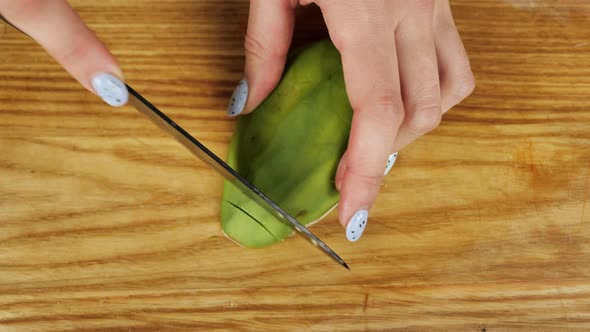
[1,0,589,331]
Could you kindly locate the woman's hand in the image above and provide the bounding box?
[0,0,128,106]
[228,0,475,242]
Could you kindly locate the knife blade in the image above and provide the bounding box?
[126,85,349,270]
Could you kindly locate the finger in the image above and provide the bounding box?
[433,0,475,113]
[227,0,296,116]
[0,0,128,106]
[392,2,441,151]
[319,2,402,242]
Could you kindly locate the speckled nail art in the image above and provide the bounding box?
[384,152,398,175]
[91,73,128,107]
[346,209,368,242]
[227,79,248,116]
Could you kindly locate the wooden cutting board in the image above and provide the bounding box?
[1,1,589,331]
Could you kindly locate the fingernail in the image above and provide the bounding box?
[91,73,128,107]
[227,79,248,116]
[384,152,398,175]
[346,209,368,242]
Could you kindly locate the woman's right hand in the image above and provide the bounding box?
[0,0,129,107]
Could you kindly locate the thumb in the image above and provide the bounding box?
[227,0,296,116]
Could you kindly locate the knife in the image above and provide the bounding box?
[0,15,349,270]
[126,85,349,270]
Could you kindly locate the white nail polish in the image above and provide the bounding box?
[384,152,398,175]
[346,209,368,242]
[227,79,248,116]
[91,73,128,107]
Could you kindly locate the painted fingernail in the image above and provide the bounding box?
[91,73,128,107]
[384,152,398,175]
[227,79,248,116]
[346,209,368,242]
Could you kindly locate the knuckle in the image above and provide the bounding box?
[410,80,441,110]
[406,81,442,134]
[407,103,442,134]
[346,165,383,188]
[244,32,287,61]
[55,38,93,66]
[244,33,270,60]
[357,90,405,129]
[453,70,476,100]
[457,70,475,99]
[329,29,362,53]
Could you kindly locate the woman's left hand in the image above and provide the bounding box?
[228,0,475,242]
